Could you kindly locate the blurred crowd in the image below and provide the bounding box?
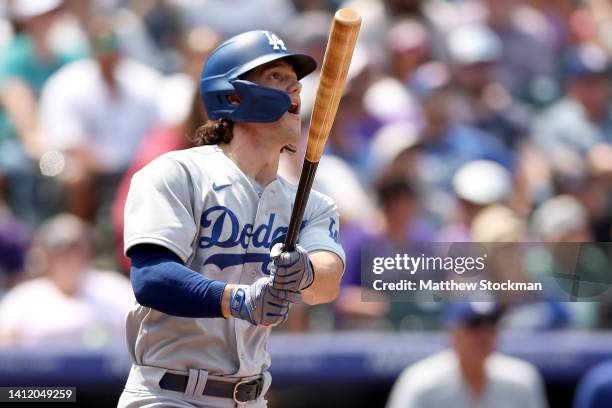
[0,0,612,349]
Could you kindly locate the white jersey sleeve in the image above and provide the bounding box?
[124,156,203,262]
[299,190,345,267]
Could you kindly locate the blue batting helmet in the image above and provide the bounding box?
[199,30,317,123]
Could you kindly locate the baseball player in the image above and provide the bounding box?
[117,30,345,408]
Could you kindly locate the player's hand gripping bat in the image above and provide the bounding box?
[284,8,361,250]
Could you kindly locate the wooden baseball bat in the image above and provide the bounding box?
[284,8,361,250]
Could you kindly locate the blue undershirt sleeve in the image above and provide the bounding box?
[129,244,227,318]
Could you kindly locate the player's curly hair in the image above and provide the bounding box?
[191,119,234,146]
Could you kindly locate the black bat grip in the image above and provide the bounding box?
[284,160,318,251]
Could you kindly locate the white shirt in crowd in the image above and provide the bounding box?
[386,350,549,408]
[168,0,295,36]
[39,58,160,173]
[0,270,134,349]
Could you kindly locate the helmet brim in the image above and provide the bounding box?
[235,53,317,81]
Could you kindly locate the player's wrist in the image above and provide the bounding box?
[301,258,315,290]
[221,284,236,318]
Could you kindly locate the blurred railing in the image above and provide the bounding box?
[0,331,610,387]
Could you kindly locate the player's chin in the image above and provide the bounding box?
[285,111,301,124]
[280,115,302,141]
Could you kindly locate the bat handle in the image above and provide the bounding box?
[284,160,319,251]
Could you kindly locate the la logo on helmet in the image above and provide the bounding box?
[264,31,287,51]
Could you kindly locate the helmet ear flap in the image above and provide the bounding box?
[229,80,292,123]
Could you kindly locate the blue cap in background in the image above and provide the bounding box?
[562,44,610,80]
[443,302,503,328]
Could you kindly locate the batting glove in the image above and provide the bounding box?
[270,243,315,293]
[229,276,301,326]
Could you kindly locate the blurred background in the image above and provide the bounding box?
[0,0,612,407]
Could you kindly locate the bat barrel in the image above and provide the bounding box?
[335,8,361,25]
[284,8,361,251]
[304,8,361,163]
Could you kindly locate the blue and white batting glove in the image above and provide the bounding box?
[270,243,315,293]
[229,276,301,326]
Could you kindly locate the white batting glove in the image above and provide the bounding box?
[229,276,301,327]
[270,243,315,292]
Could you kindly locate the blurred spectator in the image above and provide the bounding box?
[411,63,513,200]
[134,0,183,60]
[530,43,612,243]
[437,160,513,241]
[386,18,429,84]
[470,205,573,330]
[446,23,530,149]
[326,50,384,179]
[179,26,221,81]
[39,18,160,221]
[531,194,591,242]
[383,0,425,17]
[386,302,549,408]
[375,176,434,245]
[0,0,79,153]
[335,176,435,330]
[292,0,333,12]
[0,214,133,348]
[167,0,296,37]
[530,195,601,327]
[482,0,559,102]
[532,44,612,169]
[0,0,79,221]
[368,121,421,181]
[0,199,29,295]
[470,204,525,243]
[573,359,612,408]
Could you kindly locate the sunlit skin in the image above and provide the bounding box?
[568,75,610,122]
[242,60,303,147]
[451,323,498,400]
[383,194,418,244]
[46,244,91,296]
[219,60,302,188]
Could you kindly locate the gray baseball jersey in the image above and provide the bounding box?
[123,145,345,377]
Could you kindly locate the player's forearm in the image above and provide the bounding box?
[300,251,344,305]
[130,244,227,318]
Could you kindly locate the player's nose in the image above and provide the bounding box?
[287,79,302,95]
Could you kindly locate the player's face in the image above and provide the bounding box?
[451,321,497,364]
[245,60,302,146]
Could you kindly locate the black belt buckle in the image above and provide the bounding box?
[232,375,264,403]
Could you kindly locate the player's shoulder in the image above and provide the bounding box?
[158,145,226,164]
[0,277,55,306]
[50,58,97,82]
[42,59,97,96]
[85,269,131,287]
[136,145,219,173]
[394,350,458,393]
[487,352,543,385]
[82,270,134,304]
[406,349,458,379]
[132,145,231,190]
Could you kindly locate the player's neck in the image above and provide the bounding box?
[221,132,282,187]
[458,356,487,399]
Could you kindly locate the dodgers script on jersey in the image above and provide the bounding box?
[123,145,345,377]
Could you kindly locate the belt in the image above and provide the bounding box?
[159,372,264,403]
